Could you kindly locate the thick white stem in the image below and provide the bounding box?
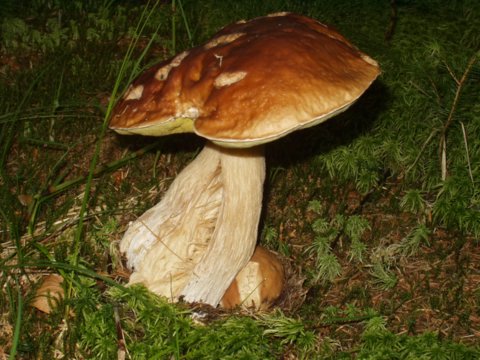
[180,145,265,306]
[120,144,223,298]
[120,142,265,306]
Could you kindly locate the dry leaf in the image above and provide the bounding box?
[31,274,64,314]
[0,346,7,360]
[17,194,33,206]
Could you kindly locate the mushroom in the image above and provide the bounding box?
[110,12,380,307]
[221,246,284,310]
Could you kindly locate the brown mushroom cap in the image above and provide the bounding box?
[221,246,284,310]
[110,12,380,147]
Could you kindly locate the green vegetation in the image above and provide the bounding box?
[1,0,479,358]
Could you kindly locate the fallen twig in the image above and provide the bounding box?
[439,51,479,180]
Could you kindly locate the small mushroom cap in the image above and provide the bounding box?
[220,246,284,310]
[110,13,380,148]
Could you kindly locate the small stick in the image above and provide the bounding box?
[438,52,478,180]
[440,135,447,180]
[114,305,127,360]
[460,121,474,185]
[406,128,439,175]
[27,140,162,235]
[385,0,398,42]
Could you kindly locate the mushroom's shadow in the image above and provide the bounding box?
[259,81,389,238]
[114,131,204,157]
[266,80,389,169]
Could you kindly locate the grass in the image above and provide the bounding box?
[1,0,480,358]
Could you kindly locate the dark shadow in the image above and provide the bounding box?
[267,80,389,168]
[260,80,390,234]
[113,131,205,156]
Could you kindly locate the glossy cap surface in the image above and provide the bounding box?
[110,13,380,147]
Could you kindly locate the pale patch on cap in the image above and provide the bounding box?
[204,33,245,49]
[155,51,189,81]
[213,71,247,88]
[266,12,290,17]
[171,51,189,67]
[155,65,171,81]
[124,84,144,100]
[182,106,200,118]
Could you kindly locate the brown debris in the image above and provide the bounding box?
[31,274,64,314]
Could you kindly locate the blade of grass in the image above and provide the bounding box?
[29,139,161,225]
[19,137,70,150]
[58,1,166,325]
[27,140,80,235]
[171,0,177,54]
[123,0,164,86]
[48,67,64,141]
[71,0,164,265]
[24,131,160,234]
[0,64,52,270]
[170,0,193,53]
[0,112,100,126]
[3,260,126,289]
[177,0,193,47]
[8,277,23,360]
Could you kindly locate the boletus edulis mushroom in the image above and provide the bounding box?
[110,12,380,308]
[221,246,284,310]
